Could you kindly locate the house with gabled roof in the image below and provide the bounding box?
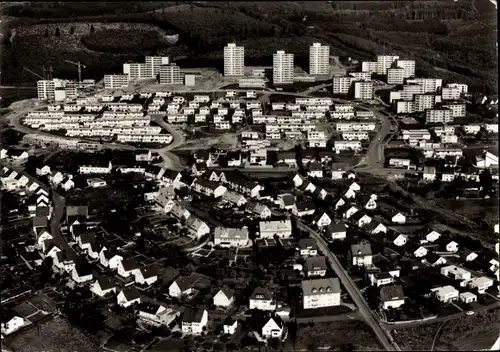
[99,246,123,269]
[380,285,405,310]
[260,314,284,339]
[42,241,61,260]
[54,251,76,273]
[90,277,116,297]
[292,173,306,188]
[169,276,196,298]
[392,234,408,247]
[222,190,247,207]
[117,258,141,278]
[305,256,328,277]
[138,302,179,327]
[350,211,372,228]
[426,230,441,243]
[249,287,276,311]
[328,222,347,240]
[182,308,208,335]
[358,194,377,210]
[135,266,158,286]
[298,238,318,257]
[368,270,399,287]
[186,216,210,239]
[214,227,249,248]
[424,252,447,267]
[314,212,332,228]
[333,196,347,210]
[301,277,341,309]
[392,212,406,224]
[344,205,359,219]
[461,249,478,262]
[117,285,141,307]
[301,180,317,194]
[294,202,316,217]
[349,243,372,267]
[191,178,227,198]
[278,194,296,211]
[213,288,235,307]
[71,264,93,283]
[250,203,272,219]
[36,228,53,251]
[223,317,238,335]
[76,232,95,252]
[32,216,48,235]
[365,220,387,235]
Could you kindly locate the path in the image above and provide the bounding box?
[431,322,446,351]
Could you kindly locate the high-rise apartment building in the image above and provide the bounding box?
[414,94,437,112]
[309,43,330,75]
[37,80,55,100]
[402,84,425,100]
[354,81,373,100]
[224,43,245,76]
[349,72,371,81]
[441,87,461,101]
[425,109,453,123]
[104,74,129,89]
[361,61,378,74]
[123,63,149,81]
[387,68,405,85]
[159,64,183,85]
[145,56,170,78]
[273,50,294,85]
[446,83,468,94]
[395,60,415,78]
[376,55,399,75]
[442,103,466,118]
[406,78,442,93]
[333,76,355,94]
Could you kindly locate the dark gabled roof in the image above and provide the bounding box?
[97,276,115,291]
[250,287,273,300]
[305,256,327,272]
[78,232,96,245]
[36,206,50,217]
[1,309,17,324]
[121,286,140,301]
[33,216,48,228]
[74,264,93,277]
[314,211,331,223]
[298,238,318,250]
[121,258,140,272]
[43,240,59,254]
[138,302,161,315]
[374,272,393,280]
[140,265,158,279]
[21,250,42,262]
[163,169,180,181]
[66,205,89,217]
[358,194,374,207]
[351,243,372,256]
[380,285,404,302]
[219,287,235,300]
[193,177,221,191]
[144,163,164,175]
[282,194,295,206]
[350,211,368,222]
[174,276,196,292]
[183,307,205,323]
[72,223,88,236]
[296,201,315,213]
[223,316,236,326]
[328,222,346,233]
[226,150,241,160]
[365,220,383,232]
[309,162,322,171]
[425,252,443,264]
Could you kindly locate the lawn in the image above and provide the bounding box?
[3,315,99,352]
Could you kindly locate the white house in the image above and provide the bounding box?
[380,285,405,310]
[168,277,194,298]
[61,178,75,191]
[328,223,347,240]
[301,277,341,309]
[440,265,472,281]
[90,277,116,297]
[446,241,459,253]
[117,286,141,307]
[134,266,158,286]
[423,166,437,182]
[186,216,210,240]
[99,247,123,269]
[79,161,112,174]
[182,308,208,335]
[414,246,428,258]
[314,212,332,228]
[223,318,238,335]
[298,238,318,257]
[251,203,272,219]
[1,315,26,336]
[213,288,235,308]
[365,221,387,235]
[261,315,284,340]
[137,302,179,327]
[392,213,406,224]
[305,256,328,277]
[430,285,459,302]
[349,243,372,267]
[214,227,249,248]
[459,292,477,304]
[249,288,276,311]
[467,277,494,294]
[117,258,141,278]
[369,270,400,287]
[258,219,292,239]
[393,234,408,247]
[71,264,93,284]
[426,230,441,242]
[344,206,359,219]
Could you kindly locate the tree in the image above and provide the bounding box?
[70,26,75,35]
[90,24,95,33]
[55,27,60,36]
[479,168,493,195]
[44,28,49,37]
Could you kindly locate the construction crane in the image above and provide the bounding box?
[23,66,44,80]
[64,60,86,85]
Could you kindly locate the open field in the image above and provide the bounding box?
[1,1,497,93]
[3,315,99,352]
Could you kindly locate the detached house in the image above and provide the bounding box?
[191,178,227,198]
[258,219,292,239]
[314,212,332,228]
[392,234,408,247]
[117,258,141,278]
[223,317,238,335]
[78,159,112,174]
[213,288,235,307]
[369,270,399,287]
[359,194,377,210]
[302,277,341,309]
[182,308,208,335]
[349,243,373,267]
[351,211,372,228]
[71,264,93,284]
[294,202,316,217]
[392,213,406,224]
[249,288,276,311]
[250,203,272,219]
[117,285,141,307]
[380,285,405,310]
[214,227,249,248]
[431,285,459,303]
[186,216,210,239]
[365,221,387,235]
[344,206,359,219]
[298,238,318,257]
[426,230,441,243]
[424,252,447,267]
[99,246,123,269]
[261,314,284,340]
[135,266,158,286]
[222,191,247,207]
[90,277,116,297]
[328,223,347,240]
[169,277,195,298]
[305,256,328,277]
[137,302,179,327]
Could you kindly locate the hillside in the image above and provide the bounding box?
[0,0,497,93]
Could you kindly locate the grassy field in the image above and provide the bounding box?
[4,315,99,352]
[1,1,497,94]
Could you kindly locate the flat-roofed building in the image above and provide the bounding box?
[224,43,245,76]
[104,74,129,89]
[159,64,183,85]
[273,50,294,85]
[309,43,330,75]
[395,59,415,78]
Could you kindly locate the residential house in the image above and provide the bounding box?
[78,160,112,174]
[182,308,208,335]
[278,194,296,211]
[76,233,95,253]
[461,249,478,262]
[308,162,323,178]
[117,286,141,307]
[90,277,116,297]
[61,178,75,191]
[222,191,247,207]
[344,206,359,219]
[423,166,437,182]
[117,258,141,278]
[99,246,123,269]
[294,202,316,217]
[137,302,179,327]
[258,219,292,239]
[223,317,238,335]
[314,212,332,228]
[249,288,276,311]
[298,238,318,257]
[392,213,406,224]
[293,173,306,188]
[36,165,52,176]
[186,216,210,239]
[426,230,441,243]
[467,277,494,294]
[430,285,459,302]
[169,277,195,298]
[369,271,399,287]
[380,285,405,310]
[328,222,347,240]
[440,265,472,281]
[135,266,158,286]
[213,288,235,307]
[214,227,249,248]
[191,178,227,198]
[260,314,284,340]
[71,264,93,283]
[305,256,328,277]
[459,292,477,304]
[1,313,26,336]
[359,194,377,210]
[350,211,372,228]
[424,252,447,267]
[392,234,408,247]
[349,243,373,267]
[35,229,53,251]
[365,221,387,235]
[53,251,76,273]
[250,203,272,219]
[302,277,341,309]
[445,241,459,253]
[413,246,428,258]
[333,197,346,210]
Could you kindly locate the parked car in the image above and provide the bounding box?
[466,311,474,316]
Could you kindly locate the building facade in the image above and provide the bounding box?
[224,43,245,76]
[309,43,330,75]
[273,50,294,84]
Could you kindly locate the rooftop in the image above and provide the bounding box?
[302,277,340,296]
